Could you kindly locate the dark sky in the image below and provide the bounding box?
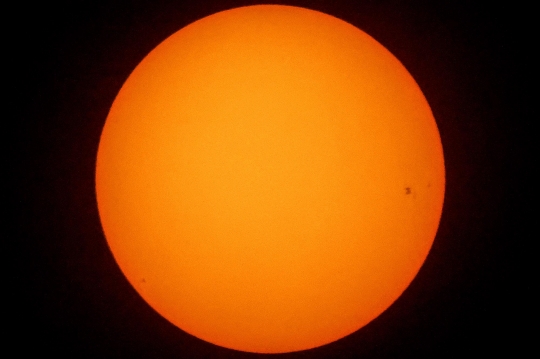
[14,0,528,357]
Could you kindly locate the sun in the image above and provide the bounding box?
[95,4,445,354]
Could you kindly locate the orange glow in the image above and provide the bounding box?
[96,5,445,354]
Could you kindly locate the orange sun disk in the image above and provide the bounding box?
[96,5,445,354]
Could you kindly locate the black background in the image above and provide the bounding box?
[14,0,529,357]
